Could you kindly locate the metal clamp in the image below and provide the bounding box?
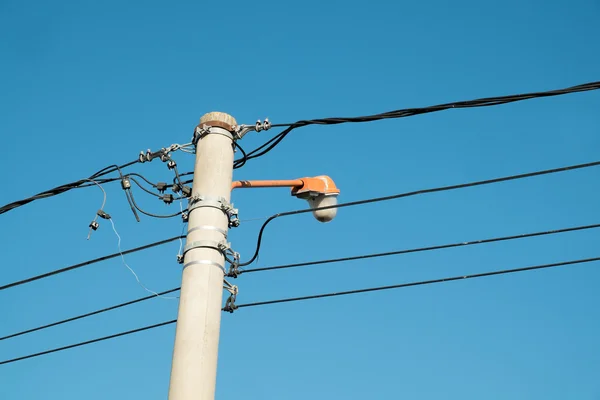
[232,118,271,139]
[182,239,230,258]
[183,259,226,273]
[221,202,240,228]
[188,195,240,228]
[138,147,172,163]
[226,251,241,278]
[192,125,234,145]
[223,279,238,313]
[188,197,224,213]
[187,224,228,238]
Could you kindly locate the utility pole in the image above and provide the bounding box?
[168,112,237,400]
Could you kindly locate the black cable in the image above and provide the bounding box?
[127,173,157,188]
[234,131,286,168]
[0,288,180,341]
[273,81,600,127]
[8,220,595,340]
[236,256,600,309]
[240,222,600,274]
[239,159,600,266]
[172,164,183,187]
[127,188,183,219]
[89,161,138,179]
[232,141,248,168]
[238,81,600,166]
[124,188,141,222]
[129,177,162,198]
[78,173,156,189]
[78,176,122,188]
[0,236,184,292]
[0,160,138,216]
[8,220,594,338]
[0,319,177,366]
[2,255,598,364]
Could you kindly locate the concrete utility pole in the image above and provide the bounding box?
[168,112,237,400]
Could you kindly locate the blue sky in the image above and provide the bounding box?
[1,0,599,399]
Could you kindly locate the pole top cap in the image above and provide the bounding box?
[199,112,237,132]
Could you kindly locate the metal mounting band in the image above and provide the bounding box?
[183,259,225,273]
[189,194,227,206]
[182,240,229,257]
[187,225,228,237]
[188,199,224,214]
[196,126,234,141]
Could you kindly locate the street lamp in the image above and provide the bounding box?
[231,175,340,222]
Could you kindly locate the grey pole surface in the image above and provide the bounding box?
[168,112,237,400]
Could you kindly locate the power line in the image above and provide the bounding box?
[5,221,597,340]
[0,236,184,292]
[0,319,177,366]
[3,153,598,339]
[0,160,138,216]
[2,255,598,365]
[127,188,183,219]
[234,80,600,167]
[0,288,180,341]
[0,144,190,217]
[2,156,597,296]
[239,159,600,266]
[239,222,600,274]
[129,176,162,198]
[235,256,600,309]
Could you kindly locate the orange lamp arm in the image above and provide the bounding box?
[231,176,339,196]
[231,179,304,190]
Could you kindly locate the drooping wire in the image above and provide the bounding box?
[0,236,185,292]
[233,141,248,169]
[3,255,598,365]
[129,176,162,198]
[108,218,178,300]
[86,164,142,223]
[234,80,600,167]
[128,188,183,219]
[238,159,600,266]
[4,220,598,340]
[234,130,286,168]
[128,173,158,188]
[83,178,107,240]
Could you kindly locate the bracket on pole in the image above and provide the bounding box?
[178,239,230,264]
[225,251,241,278]
[188,195,240,228]
[223,279,238,313]
[231,118,271,140]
